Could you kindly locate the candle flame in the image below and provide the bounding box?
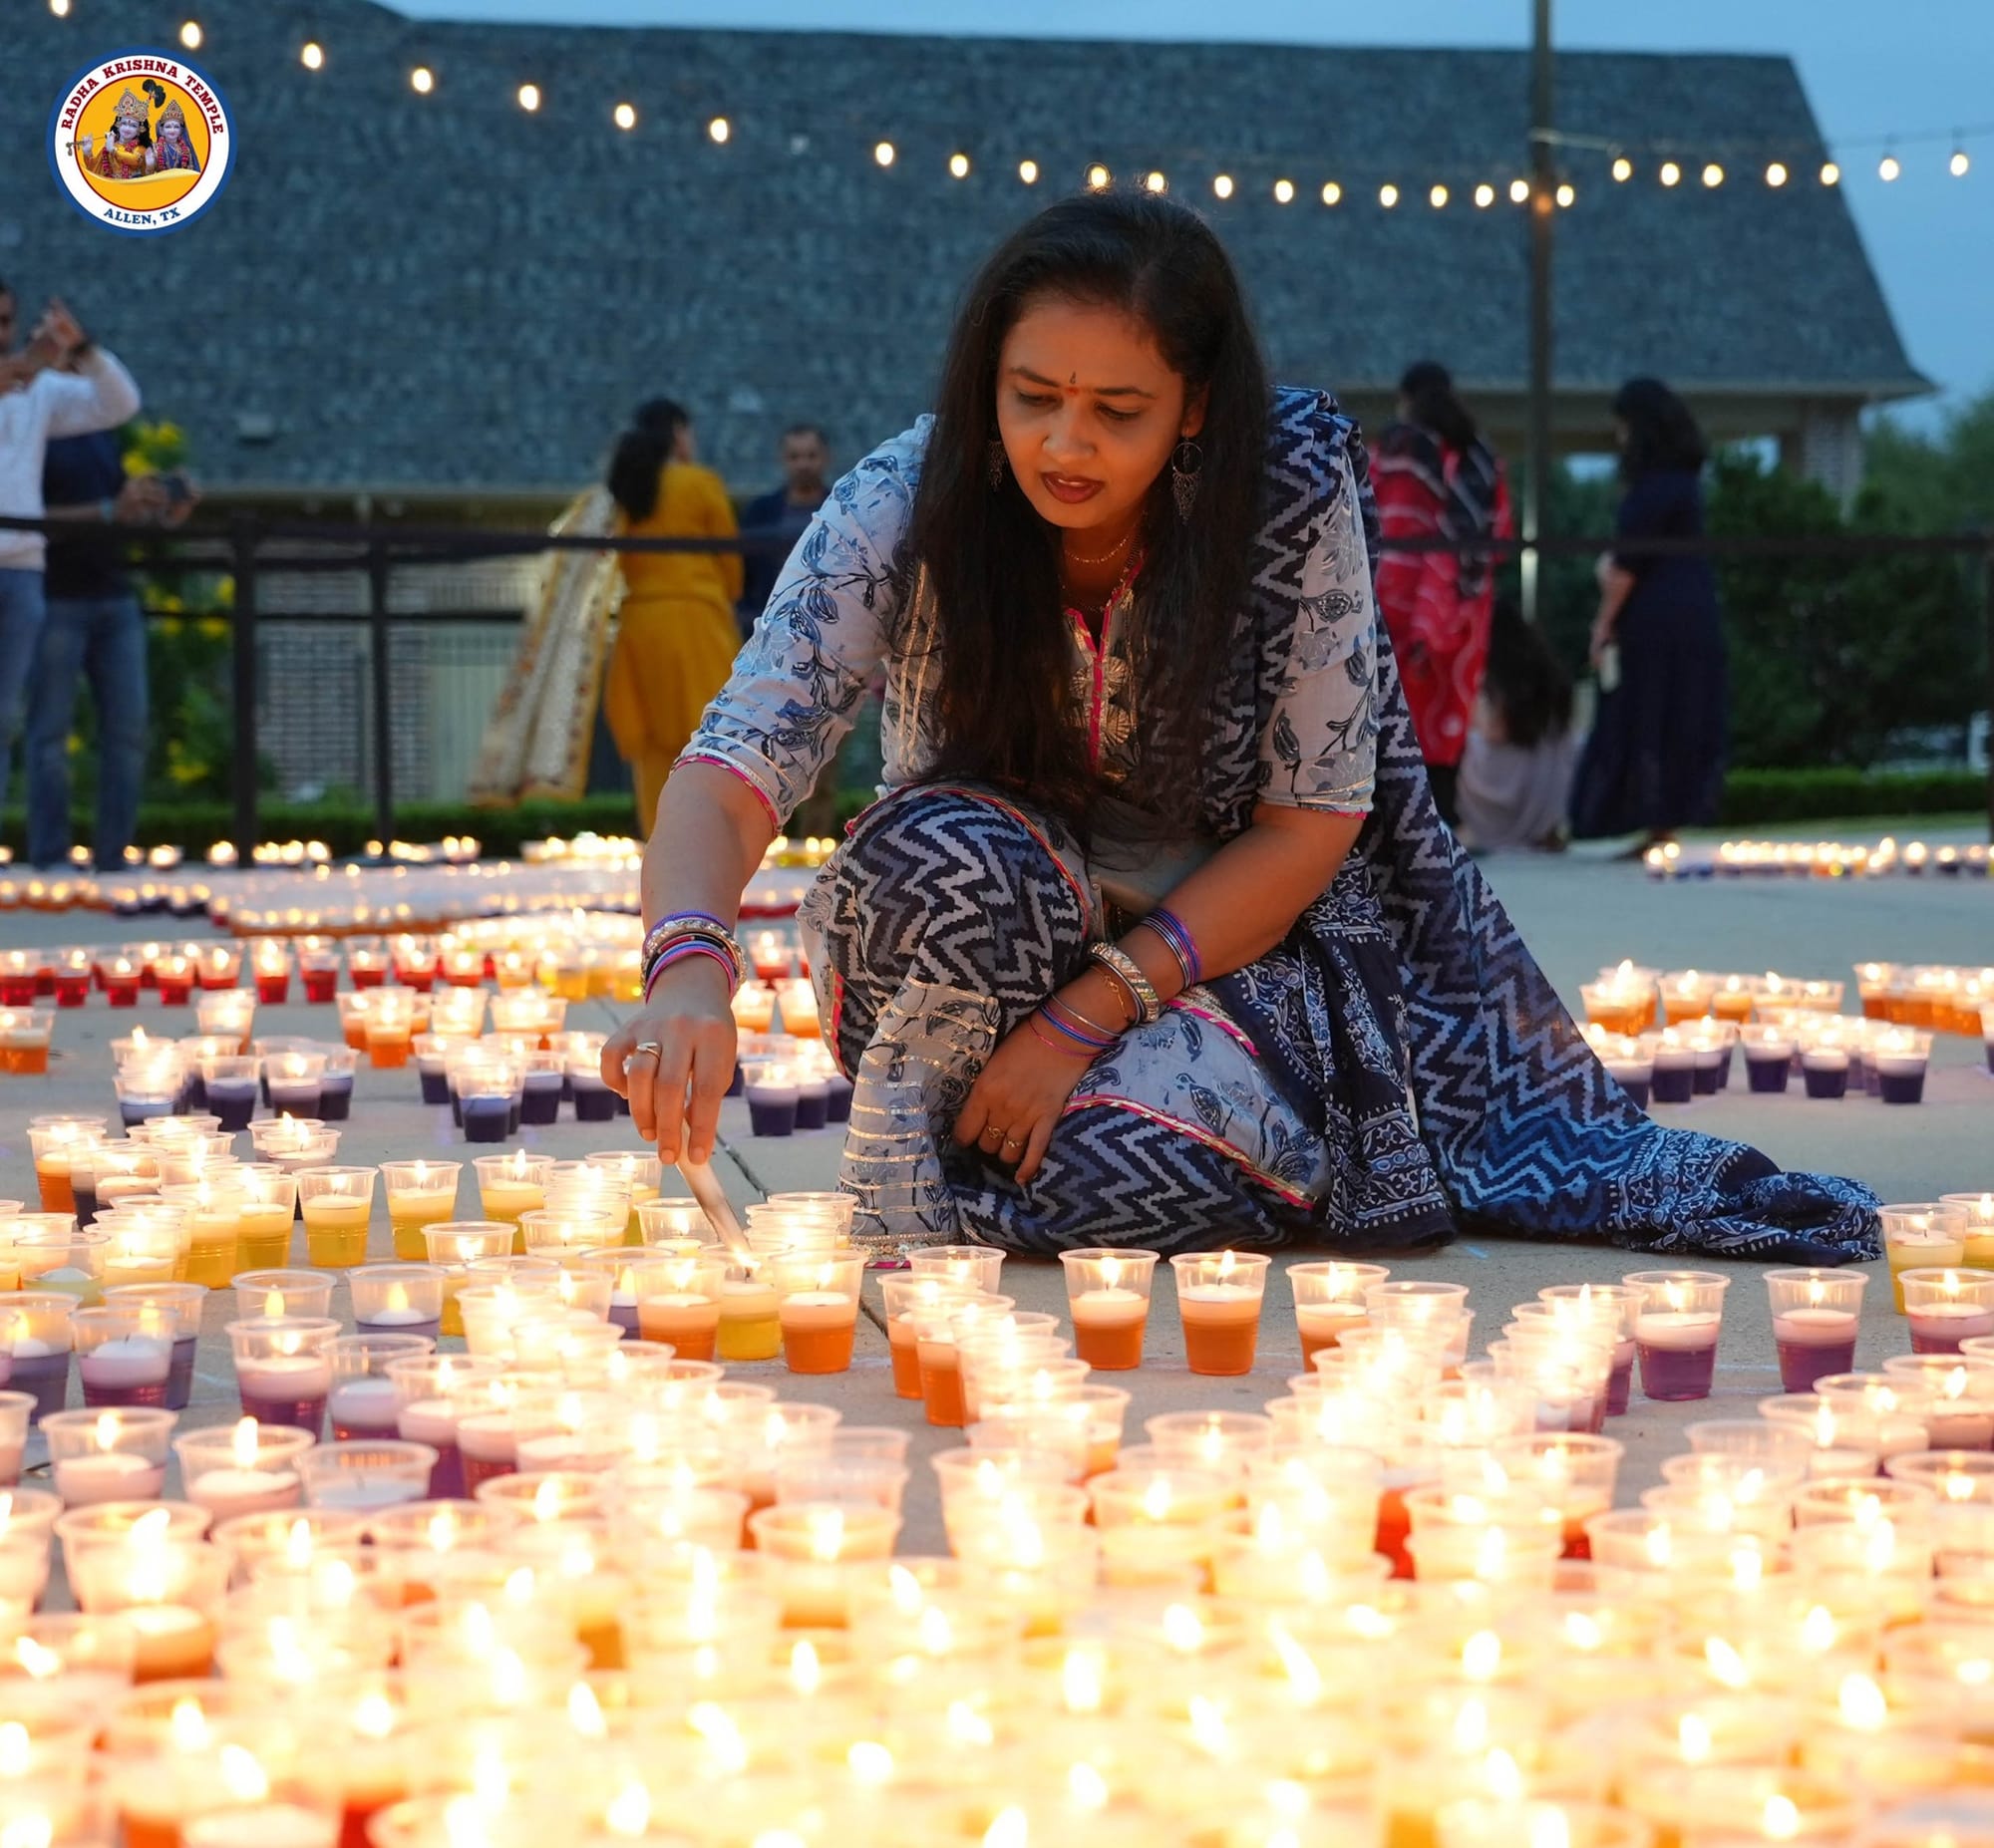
[1461,1630,1502,1680]
[1063,1760,1111,1811]
[804,1506,846,1562]
[1061,1646,1105,1714]
[1837,1673,1888,1730]
[0,1723,28,1778]
[602,1782,650,1838]
[9,1638,58,1681]
[846,1740,894,1787]
[1678,1712,1712,1763]
[217,1743,270,1804]
[262,1289,285,1320]
[230,1416,260,1470]
[531,1477,565,1524]
[1216,1249,1237,1281]
[1267,1622,1323,1703]
[1705,1636,1751,1690]
[1187,1694,1231,1757]
[1763,1795,1802,1840]
[1796,1605,1836,1653]
[1450,1697,1490,1754]
[1483,1747,1523,1802]
[1562,1612,1603,1653]
[1141,1477,1176,1522]
[1162,1603,1204,1654]
[789,1638,822,1695]
[0,1819,51,1848]
[350,1692,397,1740]
[946,1699,995,1748]
[982,1809,1029,1848]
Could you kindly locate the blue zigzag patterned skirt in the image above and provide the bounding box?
[800,780,1881,1265]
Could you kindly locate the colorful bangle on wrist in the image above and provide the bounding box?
[1086,942,1162,1025]
[1037,1000,1119,1056]
[1028,1015,1092,1060]
[644,940,738,1000]
[1139,907,1203,989]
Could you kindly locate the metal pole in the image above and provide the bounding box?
[1983,538,1994,845]
[229,515,259,863]
[368,542,394,848]
[1522,0,1555,626]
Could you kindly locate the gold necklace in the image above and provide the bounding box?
[1064,529,1134,568]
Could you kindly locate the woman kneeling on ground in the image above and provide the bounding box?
[603,190,1875,1268]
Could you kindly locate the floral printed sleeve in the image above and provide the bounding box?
[676,418,931,826]
[1256,448,1380,814]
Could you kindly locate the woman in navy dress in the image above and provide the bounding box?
[1569,379,1728,849]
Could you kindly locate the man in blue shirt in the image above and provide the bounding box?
[31,415,195,869]
[736,424,831,635]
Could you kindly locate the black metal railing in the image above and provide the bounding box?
[3,511,1990,851]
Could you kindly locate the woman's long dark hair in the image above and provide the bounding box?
[1613,377,1707,479]
[901,189,1272,827]
[1481,596,1572,751]
[1399,359,1478,452]
[607,398,690,523]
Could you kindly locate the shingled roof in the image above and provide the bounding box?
[7,0,1928,496]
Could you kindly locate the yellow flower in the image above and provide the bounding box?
[157,618,183,639]
[197,617,227,641]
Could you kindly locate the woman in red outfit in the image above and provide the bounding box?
[1371,361,1511,824]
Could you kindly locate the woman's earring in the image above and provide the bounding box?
[1170,438,1203,521]
[986,440,1008,490]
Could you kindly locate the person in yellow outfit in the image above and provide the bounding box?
[600,399,744,833]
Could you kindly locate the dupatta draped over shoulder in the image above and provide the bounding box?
[682,387,1879,1265]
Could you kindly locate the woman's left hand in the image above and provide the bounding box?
[952,1014,1095,1186]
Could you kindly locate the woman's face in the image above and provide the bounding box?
[995,297,1204,535]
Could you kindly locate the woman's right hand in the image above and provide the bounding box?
[601,961,738,1163]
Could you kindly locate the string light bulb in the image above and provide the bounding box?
[1379,182,1400,207]
[1701,162,1723,187]
[1555,181,1575,207]
[613,103,636,131]
[1659,160,1681,187]
[516,84,540,113]
[1766,161,1788,186]
[1087,163,1111,189]
[1213,173,1234,199]
[1507,178,1529,203]
[707,117,730,144]
[49,0,71,15]
[1273,177,1294,203]
[1821,159,1840,185]
[1878,153,1900,181]
[1950,147,1970,177]
[410,66,435,95]
[1146,170,1168,193]
[1611,155,1633,182]
[1474,182,1495,208]
[179,20,202,49]
[300,41,323,69]
[1429,183,1449,207]
[874,141,895,167]
[1320,181,1342,206]
[949,153,970,178]
[1019,159,1039,185]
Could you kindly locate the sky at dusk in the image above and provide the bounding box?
[401,0,1994,430]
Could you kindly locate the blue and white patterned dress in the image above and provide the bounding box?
[681,388,1879,1264]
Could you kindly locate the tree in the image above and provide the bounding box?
[1863,389,1994,535]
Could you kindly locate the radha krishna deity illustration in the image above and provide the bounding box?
[76,88,199,179]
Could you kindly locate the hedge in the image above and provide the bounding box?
[1715,768,1985,826]
[2,769,1983,861]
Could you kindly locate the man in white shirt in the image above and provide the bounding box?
[0,287,143,824]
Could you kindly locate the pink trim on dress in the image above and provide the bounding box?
[678,753,783,831]
[1165,994,1258,1058]
[1063,550,1143,774]
[1061,1091,1314,1210]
